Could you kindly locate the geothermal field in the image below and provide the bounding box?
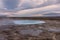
[0,18,60,40]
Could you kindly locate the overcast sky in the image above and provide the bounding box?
[0,0,59,10]
[0,0,60,17]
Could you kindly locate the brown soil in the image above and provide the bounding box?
[0,19,60,40]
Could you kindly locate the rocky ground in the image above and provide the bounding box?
[0,20,60,40]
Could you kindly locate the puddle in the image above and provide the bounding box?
[13,20,46,25]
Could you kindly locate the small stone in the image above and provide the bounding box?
[48,28,60,32]
[0,34,7,40]
[19,29,43,36]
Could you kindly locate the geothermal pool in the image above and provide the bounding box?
[13,20,46,25]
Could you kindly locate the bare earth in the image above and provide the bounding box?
[0,20,60,40]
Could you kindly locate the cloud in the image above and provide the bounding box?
[7,4,60,17]
[0,0,4,9]
[0,0,59,10]
[0,0,60,17]
[16,0,57,10]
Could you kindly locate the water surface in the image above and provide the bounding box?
[13,20,45,25]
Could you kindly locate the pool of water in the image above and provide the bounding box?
[13,20,46,25]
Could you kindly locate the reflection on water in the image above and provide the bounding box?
[13,20,45,25]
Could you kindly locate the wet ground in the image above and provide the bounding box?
[0,20,60,40]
